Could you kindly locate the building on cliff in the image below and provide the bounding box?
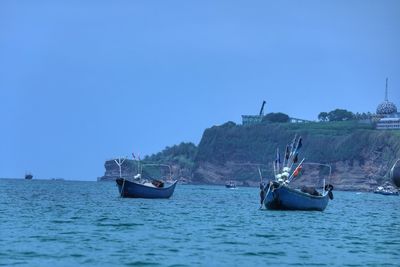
[242,115,263,125]
[242,101,266,125]
[376,78,400,130]
[242,100,311,125]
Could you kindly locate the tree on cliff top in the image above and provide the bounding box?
[318,112,329,121]
[319,109,355,122]
[262,112,290,123]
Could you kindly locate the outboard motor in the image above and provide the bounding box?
[391,160,400,188]
[325,184,334,200]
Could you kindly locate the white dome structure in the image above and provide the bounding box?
[377,78,398,115]
[376,78,400,130]
[377,101,398,115]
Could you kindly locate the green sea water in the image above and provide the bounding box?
[0,179,399,266]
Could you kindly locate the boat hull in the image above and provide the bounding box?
[264,185,330,211]
[116,178,177,199]
[374,191,399,196]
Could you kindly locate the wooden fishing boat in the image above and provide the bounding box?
[116,178,177,198]
[374,182,399,196]
[263,182,333,211]
[225,180,236,189]
[113,158,177,199]
[260,136,334,211]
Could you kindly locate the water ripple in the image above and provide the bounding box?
[1,180,399,266]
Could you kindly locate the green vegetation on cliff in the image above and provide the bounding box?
[197,121,375,164]
[101,120,400,190]
[193,120,400,187]
[144,142,198,171]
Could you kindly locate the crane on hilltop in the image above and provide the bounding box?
[259,100,266,116]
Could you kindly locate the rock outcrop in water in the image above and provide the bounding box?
[99,121,400,191]
[99,142,196,182]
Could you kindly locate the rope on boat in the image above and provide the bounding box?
[260,182,272,209]
[114,158,127,198]
[120,178,126,198]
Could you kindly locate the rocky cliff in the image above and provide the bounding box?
[99,121,400,191]
[98,142,196,182]
[193,121,400,191]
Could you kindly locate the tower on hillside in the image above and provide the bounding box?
[376,78,400,130]
[376,78,398,115]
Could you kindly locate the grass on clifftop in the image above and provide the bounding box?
[267,121,375,135]
[197,120,396,165]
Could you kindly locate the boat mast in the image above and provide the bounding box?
[114,158,126,178]
[286,135,298,169]
[385,77,388,101]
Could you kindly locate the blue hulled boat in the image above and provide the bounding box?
[116,178,177,198]
[374,182,399,196]
[225,180,237,189]
[25,172,33,180]
[260,136,334,211]
[113,158,177,199]
[263,182,333,211]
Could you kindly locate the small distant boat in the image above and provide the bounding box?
[374,182,399,196]
[225,180,236,189]
[25,173,33,180]
[113,158,177,199]
[260,136,334,211]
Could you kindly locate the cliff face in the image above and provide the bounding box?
[98,142,196,182]
[99,159,190,182]
[98,160,138,181]
[99,121,400,191]
[193,121,400,191]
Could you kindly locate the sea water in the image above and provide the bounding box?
[0,179,399,266]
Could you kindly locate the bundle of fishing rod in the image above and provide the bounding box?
[259,135,334,210]
[272,135,305,186]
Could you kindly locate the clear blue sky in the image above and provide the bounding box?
[1,0,399,180]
